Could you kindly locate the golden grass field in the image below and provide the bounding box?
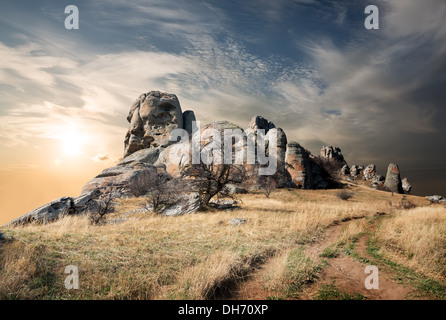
[0,184,445,300]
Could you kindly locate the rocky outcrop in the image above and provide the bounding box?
[6,191,99,226]
[427,195,445,203]
[402,178,412,193]
[383,163,403,194]
[159,192,202,216]
[124,91,184,157]
[320,146,346,165]
[285,141,312,189]
[11,90,412,226]
[362,164,376,180]
[350,165,364,177]
[340,164,350,176]
[245,115,275,137]
[82,162,158,198]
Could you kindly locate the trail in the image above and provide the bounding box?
[223,213,419,300]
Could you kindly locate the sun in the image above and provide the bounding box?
[59,125,87,157]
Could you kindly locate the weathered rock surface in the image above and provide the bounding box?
[350,165,364,177]
[11,90,413,227]
[340,164,350,176]
[124,91,183,157]
[160,192,202,216]
[230,218,247,226]
[402,177,412,193]
[285,141,311,188]
[82,162,158,198]
[363,164,376,180]
[245,115,275,137]
[223,184,248,194]
[383,163,403,194]
[427,195,444,203]
[320,146,347,165]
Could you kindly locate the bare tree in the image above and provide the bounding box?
[181,161,246,206]
[87,185,116,225]
[129,170,181,213]
[259,175,278,198]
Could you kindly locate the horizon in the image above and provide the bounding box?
[1,0,446,225]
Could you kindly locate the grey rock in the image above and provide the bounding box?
[363,164,376,180]
[340,164,350,175]
[118,147,161,166]
[350,165,364,177]
[427,195,444,203]
[209,199,240,210]
[223,184,248,194]
[82,162,158,198]
[383,163,403,194]
[320,146,346,164]
[160,192,202,216]
[124,91,184,157]
[7,197,75,226]
[402,177,412,193]
[245,115,275,136]
[230,218,247,226]
[108,217,128,225]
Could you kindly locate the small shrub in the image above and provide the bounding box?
[395,197,417,210]
[337,190,353,201]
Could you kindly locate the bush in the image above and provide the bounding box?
[337,190,353,201]
[395,196,417,210]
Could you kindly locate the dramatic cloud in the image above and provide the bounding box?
[0,0,445,211]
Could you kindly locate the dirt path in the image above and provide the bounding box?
[226,213,419,300]
[301,214,418,300]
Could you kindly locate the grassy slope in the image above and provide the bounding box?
[0,185,444,300]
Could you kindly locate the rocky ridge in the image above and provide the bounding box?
[5,91,415,226]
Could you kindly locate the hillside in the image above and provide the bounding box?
[1,184,445,300]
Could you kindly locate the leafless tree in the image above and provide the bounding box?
[129,170,181,213]
[181,161,246,206]
[87,185,116,225]
[259,175,278,198]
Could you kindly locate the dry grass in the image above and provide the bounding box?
[0,187,440,299]
[374,205,446,284]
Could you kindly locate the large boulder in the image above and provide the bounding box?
[340,164,350,176]
[124,91,184,157]
[82,162,158,198]
[363,164,376,180]
[160,192,202,216]
[350,165,364,177]
[245,115,275,137]
[320,146,346,165]
[383,163,403,194]
[285,141,312,189]
[402,177,412,193]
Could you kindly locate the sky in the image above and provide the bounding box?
[1,0,446,224]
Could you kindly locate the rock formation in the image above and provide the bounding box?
[6,191,99,226]
[362,164,376,180]
[320,146,347,165]
[124,91,184,157]
[350,165,364,177]
[340,164,350,176]
[7,90,413,226]
[402,177,412,193]
[383,163,403,194]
